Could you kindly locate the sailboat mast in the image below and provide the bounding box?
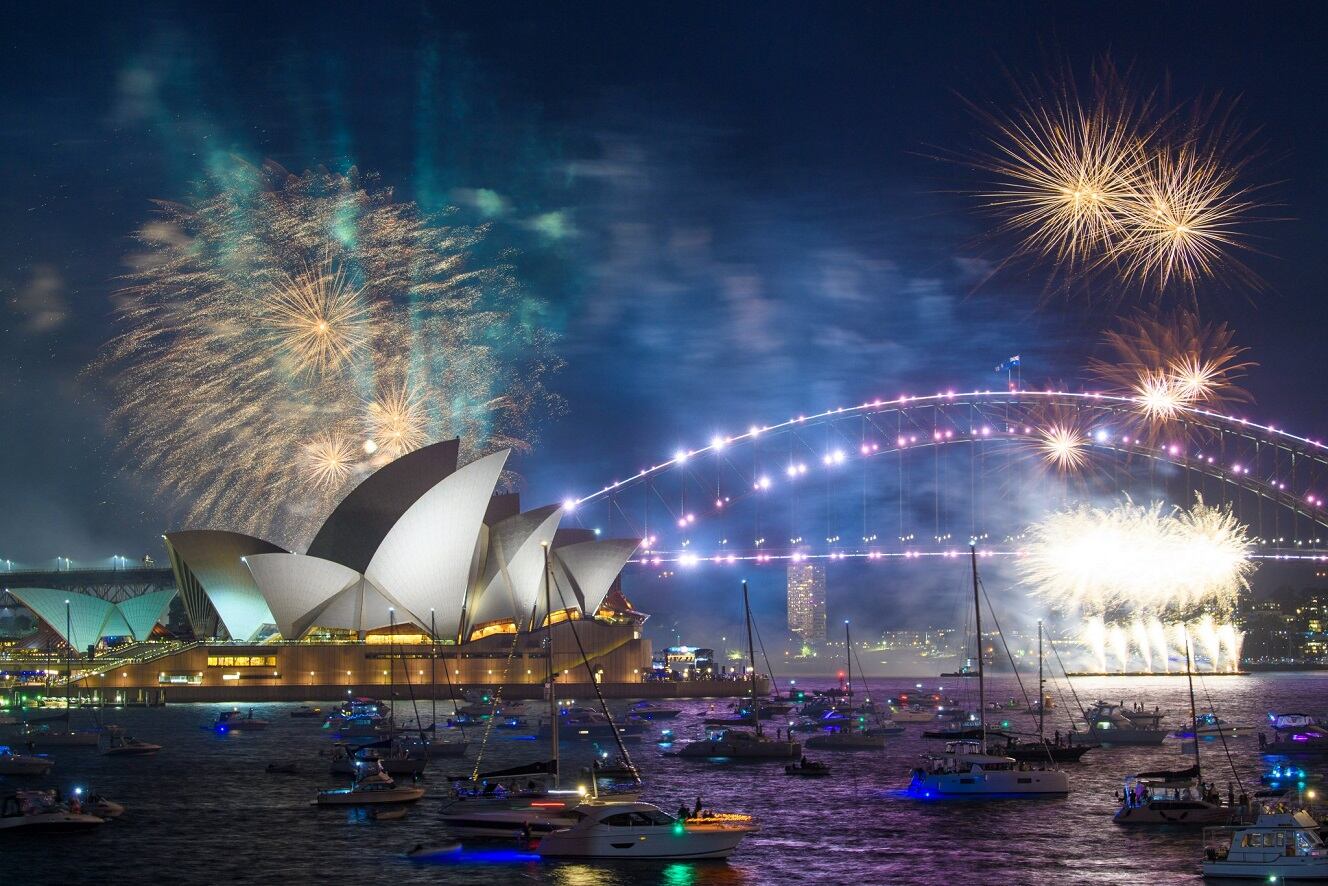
[1184,630,1201,783]
[1037,619,1044,742]
[65,600,73,712]
[971,544,985,751]
[844,619,851,703]
[543,544,559,785]
[743,580,761,737]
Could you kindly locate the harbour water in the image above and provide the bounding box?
[2,673,1321,885]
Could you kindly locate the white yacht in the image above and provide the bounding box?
[678,727,801,759]
[0,746,55,776]
[21,726,100,748]
[1084,701,1169,745]
[908,740,1069,797]
[628,701,682,721]
[890,704,938,723]
[315,767,426,806]
[214,709,270,732]
[1202,809,1328,880]
[536,802,758,860]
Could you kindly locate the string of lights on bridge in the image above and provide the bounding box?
[560,389,1328,567]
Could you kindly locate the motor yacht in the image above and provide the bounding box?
[214,709,270,732]
[1113,771,1235,825]
[784,759,831,777]
[103,729,162,756]
[535,802,758,859]
[290,706,323,719]
[1084,701,1168,745]
[677,728,800,759]
[1174,713,1244,739]
[1202,808,1328,880]
[0,790,104,832]
[0,746,54,776]
[628,701,682,721]
[1259,713,1328,755]
[315,767,426,806]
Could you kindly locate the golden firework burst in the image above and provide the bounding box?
[264,258,370,376]
[302,432,358,490]
[1036,422,1090,473]
[366,382,429,456]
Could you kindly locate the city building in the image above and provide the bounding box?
[786,561,826,643]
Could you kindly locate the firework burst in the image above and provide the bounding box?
[93,161,560,548]
[1018,494,1254,620]
[972,63,1263,293]
[1089,309,1254,439]
[1035,422,1089,474]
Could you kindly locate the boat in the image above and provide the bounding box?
[441,802,584,838]
[401,734,468,758]
[580,752,641,781]
[906,546,1070,799]
[539,708,645,742]
[890,704,939,723]
[103,728,162,756]
[677,581,800,760]
[536,801,758,860]
[628,701,682,721]
[83,793,125,819]
[1113,638,1238,827]
[784,759,831,777]
[1259,713,1328,756]
[1174,713,1245,739]
[1084,701,1169,745]
[804,621,899,751]
[290,706,323,719]
[1261,764,1321,788]
[1202,808,1328,880]
[315,767,426,806]
[1002,624,1098,764]
[328,740,427,777]
[20,725,100,748]
[214,709,271,732]
[405,841,463,860]
[0,790,104,832]
[0,746,54,776]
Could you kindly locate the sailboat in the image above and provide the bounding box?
[1113,634,1235,826]
[23,606,99,748]
[679,581,800,759]
[999,621,1096,764]
[907,546,1069,798]
[806,620,897,750]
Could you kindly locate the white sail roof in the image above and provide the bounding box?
[243,553,362,639]
[364,449,509,640]
[550,538,642,618]
[465,504,563,636]
[115,590,176,641]
[163,530,286,641]
[8,588,116,649]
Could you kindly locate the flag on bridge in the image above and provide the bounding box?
[994,355,1021,373]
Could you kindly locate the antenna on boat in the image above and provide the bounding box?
[970,543,985,754]
[743,580,761,738]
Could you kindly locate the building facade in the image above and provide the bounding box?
[786,562,827,643]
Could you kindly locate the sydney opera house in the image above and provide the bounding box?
[10,440,659,701]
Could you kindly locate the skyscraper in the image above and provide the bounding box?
[787,562,827,643]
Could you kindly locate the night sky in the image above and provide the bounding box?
[3,3,1326,640]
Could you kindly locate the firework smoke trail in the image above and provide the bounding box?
[94,162,561,548]
[1019,495,1254,620]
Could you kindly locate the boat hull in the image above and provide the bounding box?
[909,770,1070,797]
[0,812,105,832]
[1202,859,1328,880]
[537,828,749,859]
[1113,802,1232,825]
[316,787,425,806]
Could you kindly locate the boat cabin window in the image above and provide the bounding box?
[639,810,675,825]
[603,813,638,827]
